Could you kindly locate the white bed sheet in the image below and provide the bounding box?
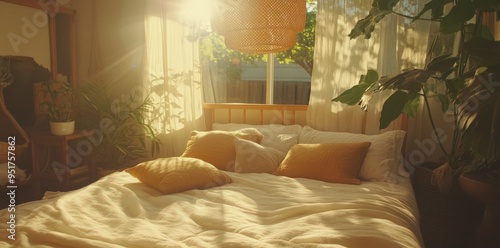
[0,172,423,248]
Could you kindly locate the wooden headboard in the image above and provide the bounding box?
[203,103,308,130]
[202,103,408,153]
[203,102,407,135]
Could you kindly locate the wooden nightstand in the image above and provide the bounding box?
[31,130,97,197]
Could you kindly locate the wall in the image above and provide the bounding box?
[0,1,51,69]
[73,0,145,92]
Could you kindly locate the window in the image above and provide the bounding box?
[199,1,316,105]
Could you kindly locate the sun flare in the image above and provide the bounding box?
[179,0,214,25]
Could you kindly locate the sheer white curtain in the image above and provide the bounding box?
[143,0,206,158]
[308,0,431,135]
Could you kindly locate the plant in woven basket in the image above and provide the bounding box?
[332,0,500,190]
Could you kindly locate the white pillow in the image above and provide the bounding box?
[234,138,286,173]
[298,126,406,182]
[213,123,302,153]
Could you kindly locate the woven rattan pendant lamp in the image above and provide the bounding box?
[212,0,307,54]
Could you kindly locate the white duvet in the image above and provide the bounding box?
[0,172,423,248]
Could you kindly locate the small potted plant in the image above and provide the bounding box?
[38,81,76,135]
[77,80,161,171]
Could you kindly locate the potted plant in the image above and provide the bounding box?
[77,80,161,173]
[332,0,500,246]
[333,0,500,186]
[37,81,76,135]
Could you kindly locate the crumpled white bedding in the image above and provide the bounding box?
[0,172,423,248]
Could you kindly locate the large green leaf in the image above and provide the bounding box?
[354,69,432,111]
[332,69,379,105]
[380,91,408,129]
[364,69,379,84]
[378,69,433,92]
[413,0,453,20]
[425,54,458,75]
[348,0,399,39]
[403,93,421,117]
[332,84,371,105]
[440,0,476,34]
[437,94,450,112]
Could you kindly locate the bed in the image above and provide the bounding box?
[0,104,422,247]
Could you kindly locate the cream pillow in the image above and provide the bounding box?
[234,138,286,173]
[298,126,406,182]
[274,142,371,185]
[181,129,263,171]
[125,157,232,194]
[212,123,301,153]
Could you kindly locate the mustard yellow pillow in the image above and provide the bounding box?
[181,129,263,171]
[274,142,371,185]
[125,157,232,194]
